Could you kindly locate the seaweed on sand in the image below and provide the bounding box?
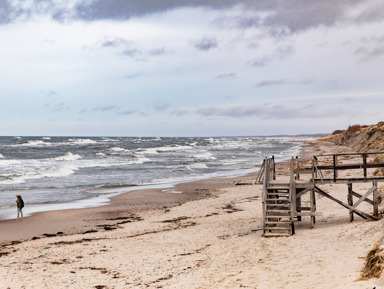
[359,241,384,280]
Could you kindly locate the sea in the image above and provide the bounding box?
[0,136,305,220]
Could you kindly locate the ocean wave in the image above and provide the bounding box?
[109,147,128,152]
[0,159,21,165]
[68,138,97,145]
[53,152,82,161]
[0,153,4,158]
[0,164,79,185]
[192,151,216,160]
[187,163,208,170]
[19,140,51,147]
[136,145,193,155]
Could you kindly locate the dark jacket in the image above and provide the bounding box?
[16,196,24,209]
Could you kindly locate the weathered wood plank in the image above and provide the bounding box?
[295,212,323,216]
[352,185,376,209]
[351,191,374,205]
[348,183,354,222]
[314,186,379,221]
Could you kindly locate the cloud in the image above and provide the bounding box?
[43,90,58,97]
[126,72,141,79]
[194,103,355,120]
[99,37,142,57]
[46,102,70,112]
[2,0,383,36]
[256,79,285,87]
[255,78,313,87]
[190,36,218,51]
[99,36,171,59]
[214,73,236,79]
[118,109,136,115]
[148,47,171,56]
[154,102,171,112]
[91,105,119,112]
[170,109,189,116]
[355,35,384,60]
[249,56,272,67]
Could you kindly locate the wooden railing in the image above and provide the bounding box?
[313,152,384,183]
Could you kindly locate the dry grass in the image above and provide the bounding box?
[358,241,384,280]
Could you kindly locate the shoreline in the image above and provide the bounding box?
[0,168,258,244]
[1,139,381,288]
[0,138,315,244]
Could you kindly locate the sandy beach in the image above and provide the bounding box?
[0,140,383,288]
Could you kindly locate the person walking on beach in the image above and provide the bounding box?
[16,194,24,219]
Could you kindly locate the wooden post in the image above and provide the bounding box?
[297,195,302,222]
[347,183,354,222]
[310,189,315,228]
[333,154,338,182]
[295,156,300,180]
[363,153,367,180]
[373,180,379,217]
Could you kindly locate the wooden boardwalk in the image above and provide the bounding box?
[257,153,383,237]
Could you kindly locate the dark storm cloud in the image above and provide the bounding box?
[73,0,254,21]
[191,36,218,51]
[2,0,383,35]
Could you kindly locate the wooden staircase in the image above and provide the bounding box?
[264,182,294,237]
[258,156,315,237]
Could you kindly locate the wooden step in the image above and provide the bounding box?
[266,209,290,213]
[266,203,290,207]
[266,198,289,202]
[264,226,291,231]
[266,192,289,196]
[265,221,292,225]
[267,187,290,190]
[264,232,291,237]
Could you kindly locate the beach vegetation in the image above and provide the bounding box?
[347,124,362,133]
[332,129,344,135]
[358,241,384,280]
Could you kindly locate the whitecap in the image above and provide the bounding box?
[0,164,79,185]
[187,163,208,170]
[68,138,97,145]
[109,147,126,152]
[20,140,51,147]
[53,152,82,161]
[0,159,21,165]
[192,151,216,160]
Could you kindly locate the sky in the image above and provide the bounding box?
[1,0,384,137]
